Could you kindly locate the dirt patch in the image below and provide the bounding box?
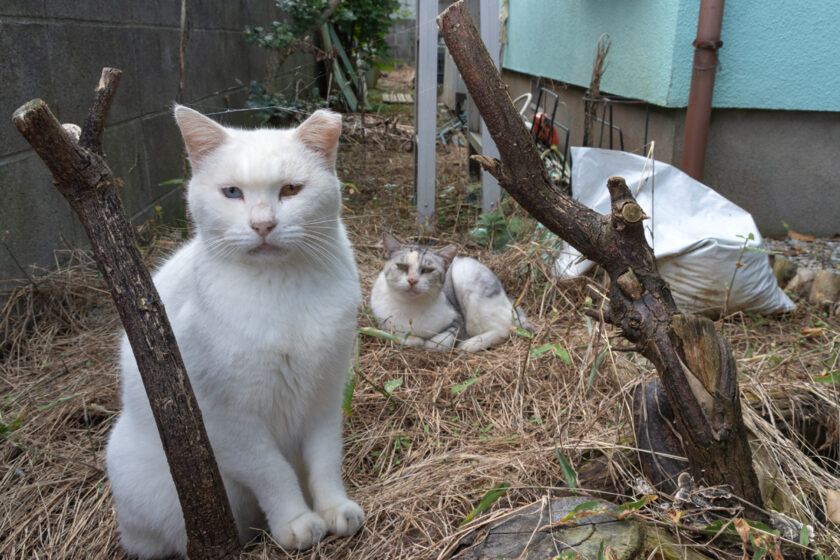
[377,64,416,93]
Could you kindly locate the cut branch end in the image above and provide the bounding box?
[81,67,123,155]
[12,98,49,131]
[470,154,505,182]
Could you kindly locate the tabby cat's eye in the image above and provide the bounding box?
[221,186,243,199]
[280,184,303,197]
[396,263,409,272]
[420,267,434,274]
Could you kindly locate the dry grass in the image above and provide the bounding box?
[2,127,839,560]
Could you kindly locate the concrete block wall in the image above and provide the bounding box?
[384,0,417,63]
[385,19,416,63]
[0,1,314,288]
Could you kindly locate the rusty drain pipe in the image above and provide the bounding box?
[681,0,725,181]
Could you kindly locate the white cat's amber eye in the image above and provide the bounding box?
[396,263,409,272]
[280,184,303,197]
[221,186,243,199]
[421,267,434,274]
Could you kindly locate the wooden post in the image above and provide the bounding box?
[415,0,438,231]
[11,68,241,559]
[438,2,765,517]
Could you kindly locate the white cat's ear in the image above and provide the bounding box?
[435,245,458,265]
[382,232,402,258]
[173,104,228,170]
[296,109,341,167]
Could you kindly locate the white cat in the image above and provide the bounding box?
[369,233,529,352]
[105,106,364,558]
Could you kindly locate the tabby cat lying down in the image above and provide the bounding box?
[370,233,530,352]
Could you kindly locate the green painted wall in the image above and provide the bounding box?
[503,0,840,111]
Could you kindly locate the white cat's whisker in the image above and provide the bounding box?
[204,236,243,261]
[302,217,340,226]
[300,224,341,236]
[301,227,342,245]
[290,239,325,270]
[305,240,344,269]
[302,225,340,232]
[296,234,343,269]
[290,238,336,270]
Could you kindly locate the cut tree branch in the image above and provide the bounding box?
[12,68,240,559]
[79,67,122,155]
[438,1,765,516]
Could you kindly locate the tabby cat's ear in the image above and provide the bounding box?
[296,109,342,168]
[435,245,458,265]
[173,104,228,170]
[383,232,402,258]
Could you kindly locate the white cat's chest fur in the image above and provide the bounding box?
[369,272,457,337]
[137,237,360,429]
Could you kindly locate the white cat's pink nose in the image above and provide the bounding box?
[251,221,276,237]
[407,276,419,286]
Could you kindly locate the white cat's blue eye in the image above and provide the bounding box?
[221,186,243,199]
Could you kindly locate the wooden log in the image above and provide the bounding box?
[11,68,240,559]
[437,1,765,517]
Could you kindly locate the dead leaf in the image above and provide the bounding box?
[826,489,840,523]
[788,230,816,242]
[733,518,751,556]
[799,327,825,338]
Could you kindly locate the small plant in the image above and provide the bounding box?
[722,232,754,317]
[450,375,480,394]
[460,482,511,526]
[469,207,527,251]
[555,445,578,491]
[245,0,335,61]
[246,0,402,70]
[0,408,25,439]
[244,0,404,121]
[331,0,405,70]
[529,343,572,364]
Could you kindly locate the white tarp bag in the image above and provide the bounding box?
[553,147,795,316]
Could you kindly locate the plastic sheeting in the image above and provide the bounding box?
[553,147,795,316]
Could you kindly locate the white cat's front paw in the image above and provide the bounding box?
[319,499,365,536]
[272,511,327,550]
[424,333,456,351]
[459,331,508,352]
[402,335,427,348]
[458,336,489,352]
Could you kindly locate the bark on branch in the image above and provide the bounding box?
[79,67,122,155]
[438,1,764,516]
[12,68,240,559]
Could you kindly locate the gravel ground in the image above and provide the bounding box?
[763,236,840,271]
